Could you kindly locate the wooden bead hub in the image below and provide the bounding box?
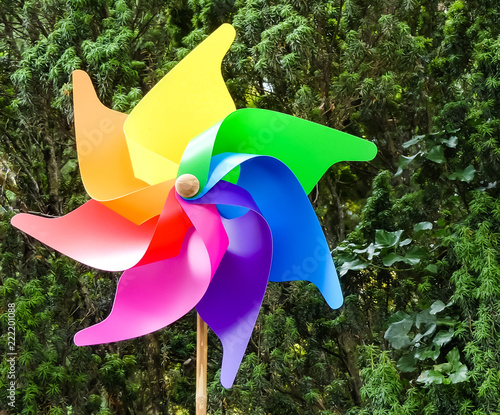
[175,174,200,198]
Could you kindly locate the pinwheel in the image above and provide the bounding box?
[11,24,376,389]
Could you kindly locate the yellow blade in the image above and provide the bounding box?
[124,23,236,185]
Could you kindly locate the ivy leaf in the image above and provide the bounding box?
[418,369,445,385]
[433,329,454,347]
[395,152,421,176]
[414,221,433,232]
[383,252,404,266]
[447,165,476,183]
[449,364,468,383]
[397,352,417,372]
[426,145,445,163]
[375,229,403,248]
[429,300,446,314]
[384,314,414,349]
[339,259,369,276]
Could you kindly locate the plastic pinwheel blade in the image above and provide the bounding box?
[189,154,344,309]
[199,212,272,388]
[177,197,229,274]
[124,23,236,186]
[75,228,211,345]
[11,200,157,271]
[11,188,193,271]
[73,69,176,224]
[188,182,273,388]
[232,155,343,308]
[179,108,377,197]
[75,200,229,345]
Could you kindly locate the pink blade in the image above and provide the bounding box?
[75,228,210,345]
[177,194,229,277]
[74,200,229,345]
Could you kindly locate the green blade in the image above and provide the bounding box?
[178,108,377,195]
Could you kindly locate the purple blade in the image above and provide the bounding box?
[192,184,272,388]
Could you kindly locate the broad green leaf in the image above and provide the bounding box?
[352,243,378,259]
[446,347,461,370]
[397,352,417,372]
[403,246,428,265]
[352,248,367,254]
[407,246,428,258]
[437,316,458,327]
[449,364,468,383]
[412,332,424,345]
[418,369,445,385]
[440,135,458,148]
[429,300,446,315]
[5,189,17,203]
[61,159,78,184]
[339,259,369,276]
[416,310,437,332]
[425,264,438,274]
[414,221,433,232]
[395,152,421,176]
[400,238,412,246]
[426,145,445,163]
[384,316,414,349]
[375,229,403,248]
[447,165,476,183]
[337,252,356,263]
[402,135,425,148]
[383,252,404,266]
[433,362,452,373]
[433,329,454,346]
[415,344,440,360]
[365,243,378,260]
[388,310,412,325]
